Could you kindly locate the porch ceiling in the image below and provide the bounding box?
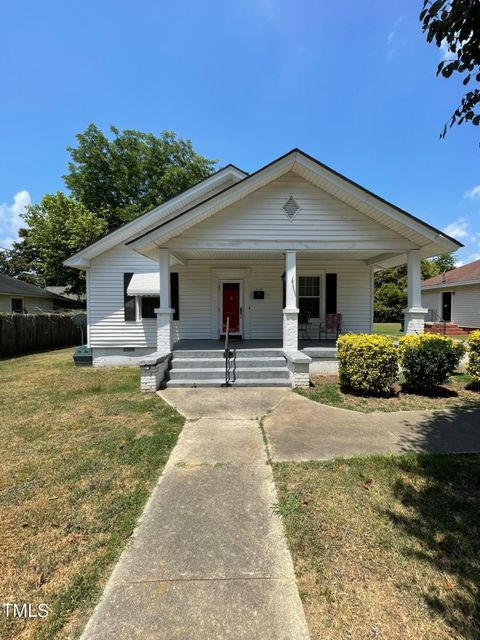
[170,248,398,263]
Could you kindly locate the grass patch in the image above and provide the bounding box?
[274,454,480,640]
[298,373,480,412]
[373,322,403,338]
[0,349,184,640]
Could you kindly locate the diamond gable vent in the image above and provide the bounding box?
[283,196,300,221]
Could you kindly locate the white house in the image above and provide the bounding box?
[65,149,461,389]
[422,258,480,333]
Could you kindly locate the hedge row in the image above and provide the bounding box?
[337,333,466,395]
[467,330,480,382]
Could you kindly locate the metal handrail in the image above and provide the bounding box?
[223,316,236,387]
[426,309,447,335]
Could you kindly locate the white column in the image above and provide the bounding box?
[283,250,299,351]
[403,249,428,335]
[155,248,174,352]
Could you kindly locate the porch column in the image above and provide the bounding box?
[403,249,427,335]
[155,248,174,352]
[283,250,299,351]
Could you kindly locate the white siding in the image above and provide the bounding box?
[422,291,440,317]
[452,285,480,328]
[422,285,480,328]
[175,174,404,244]
[88,247,373,349]
[89,245,158,348]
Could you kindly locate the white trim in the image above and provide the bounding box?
[64,165,247,268]
[422,279,480,290]
[128,150,459,258]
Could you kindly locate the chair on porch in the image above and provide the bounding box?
[298,312,312,340]
[319,313,343,341]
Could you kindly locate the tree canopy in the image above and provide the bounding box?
[420,0,480,138]
[0,125,215,293]
[64,125,216,228]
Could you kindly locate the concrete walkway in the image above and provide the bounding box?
[264,391,480,462]
[81,388,309,640]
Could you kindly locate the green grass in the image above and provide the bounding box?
[0,349,184,640]
[373,322,403,337]
[297,373,480,412]
[274,454,480,640]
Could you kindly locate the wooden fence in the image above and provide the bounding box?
[0,314,83,357]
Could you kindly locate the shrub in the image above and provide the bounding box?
[398,334,465,390]
[467,330,480,382]
[337,333,398,395]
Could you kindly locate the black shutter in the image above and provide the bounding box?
[124,273,136,321]
[170,272,179,321]
[325,273,337,314]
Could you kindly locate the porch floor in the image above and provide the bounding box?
[173,338,337,352]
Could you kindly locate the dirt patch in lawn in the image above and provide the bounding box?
[274,454,480,640]
[298,373,480,413]
[0,349,184,640]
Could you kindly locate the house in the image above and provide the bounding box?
[422,258,480,333]
[0,273,70,313]
[64,149,461,389]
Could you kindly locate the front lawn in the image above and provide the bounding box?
[274,454,480,640]
[373,322,403,338]
[298,373,480,412]
[0,349,184,640]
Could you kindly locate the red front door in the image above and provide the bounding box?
[222,282,241,333]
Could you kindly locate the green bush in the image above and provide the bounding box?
[337,333,398,395]
[467,330,480,382]
[398,334,465,390]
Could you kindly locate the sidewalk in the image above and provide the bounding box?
[264,391,480,461]
[81,388,309,639]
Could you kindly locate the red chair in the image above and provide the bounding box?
[319,313,343,341]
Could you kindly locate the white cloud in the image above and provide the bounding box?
[0,190,31,249]
[465,185,480,199]
[443,216,472,240]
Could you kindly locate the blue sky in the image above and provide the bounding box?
[0,0,479,263]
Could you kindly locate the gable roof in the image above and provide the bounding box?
[125,149,462,264]
[422,258,480,289]
[64,164,247,268]
[0,273,64,299]
[65,148,462,269]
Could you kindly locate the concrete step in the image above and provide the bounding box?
[170,357,286,369]
[173,349,283,359]
[169,367,290,381]
[166,378,291,388]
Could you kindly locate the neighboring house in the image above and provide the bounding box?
[65,149,461,387]
[46,286,86,305]
[422,258,480,331]
[0,273,69,313]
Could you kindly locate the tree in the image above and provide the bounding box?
[64,125,216,228]
[420,0,480,138]
[0,229,42,284]
[430,252,456,273]
[1,125,215,293]
[22,193,108,294]
[374,252,457,321]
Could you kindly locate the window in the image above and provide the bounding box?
[141,296,160,319]
[124,273,136,321]
[11,298,24,313]
[299,276,320,318]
